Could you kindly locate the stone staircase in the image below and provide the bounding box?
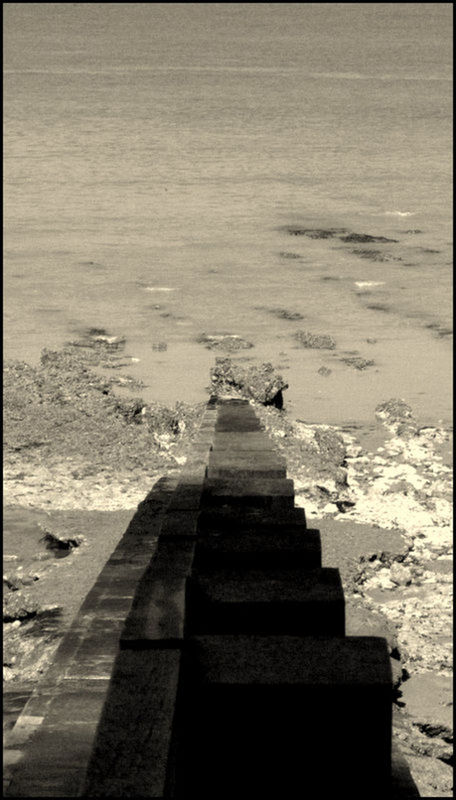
[4,397,420,797]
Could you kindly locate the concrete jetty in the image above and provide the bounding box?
[4,397,420,797]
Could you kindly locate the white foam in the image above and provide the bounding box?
[355,281,385,288]
[383,211,415,217]
[143,287,176,292]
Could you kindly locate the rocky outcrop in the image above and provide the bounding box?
[255,306,304,321]
[340,356,375,371]
[375,398,418,437]
[209,358,288,408]
[196,333,254,352]
[294,330,336,350]
[255,400,452,797]
[340,233,398,244]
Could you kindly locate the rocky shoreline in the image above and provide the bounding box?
[254,399,452,797]
[3,350,453,797]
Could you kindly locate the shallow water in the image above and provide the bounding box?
[4,3,453,426]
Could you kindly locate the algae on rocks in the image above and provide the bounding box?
[3,348,203,489]
[294,330,336,350]
[209,358,288,408]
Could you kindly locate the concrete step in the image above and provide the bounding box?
[192,528,321,570]
[207,452,287,479]
[215,421,263,433]
[208,450,286,464]
[178,634,392,797]
[211,432,276,451]
[185,567,344,636]
[206,464,286,479]
[197,506,306,533]
[120,540,195,649]
[201,478,295,512]
[84,649,182,798]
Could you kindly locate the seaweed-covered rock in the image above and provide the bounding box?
[3,349,203,481]
[3,592,40,622]
[295,330,336,350]
[286,227,347,239]
[340,233,398,243]
[351,249,402,263]
[375,398,418,437]
[38,524,85,551]
[278,251,301,259]
[209,358,288,408]
[341,356,375,371]
[266,307,304,321]
[196,333,254,352]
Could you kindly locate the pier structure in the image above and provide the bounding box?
[4,397,419,797]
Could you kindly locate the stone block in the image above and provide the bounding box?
[207,451,286,479]
[193,528,321,570]
[186,567,344,636]
[63,643,119,681]
[202,478,295,512]
[197,505,306,533]
[178,466,207,484]
[166,482,204,511]
[215,420,263,432]
[211,432,277,451]
[159,509,201,540]
[178,635,392,797]
[84,649,182,798]
[206,463,286,479]
[6,721,99,796]
[391,742,421,797]
[120,539,195,648]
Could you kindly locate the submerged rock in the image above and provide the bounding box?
[340,233,399,243]
[317,366,332,377]
[375,398,418,437]
[278,251,302,259]
[69,328,127,353]
[38,525,85,551]
[286,227,347,239]
[196,333,254,352]
[366,303,391,313]
[263,307,304,321]
[340,356,375,371]
[295,330,336,350]
[351,248,402,262]
[209,358,288,408]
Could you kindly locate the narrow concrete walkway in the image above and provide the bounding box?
[4,397,420,797]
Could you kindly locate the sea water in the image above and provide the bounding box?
[4,3,453,425]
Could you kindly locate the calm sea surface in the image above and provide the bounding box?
[4,3,453,425]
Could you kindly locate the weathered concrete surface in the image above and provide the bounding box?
[207,450,287,479]
[197,506,307,533]
[186,567,344,636]
[4,474,174,797]
[83,649,182,798]
[159,509,201,540]
[211,431,278,450]
[202,477,295,512]
[179,634,392,797]
[120,539,195,648]
[192,528,321,570]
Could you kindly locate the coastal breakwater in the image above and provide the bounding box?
[5,398,420,797]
